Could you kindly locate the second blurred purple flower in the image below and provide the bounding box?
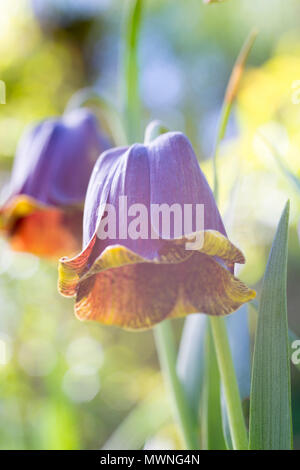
[0,108,111,258]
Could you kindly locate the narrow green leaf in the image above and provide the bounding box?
[249,201,292,450]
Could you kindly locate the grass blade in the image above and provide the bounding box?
[249,201,293,450]
[258,132,300,194]
[102,386,170,450]
[213,29,257,202]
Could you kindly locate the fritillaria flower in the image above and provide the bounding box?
[0,108,110,258]
[59,132,255,330]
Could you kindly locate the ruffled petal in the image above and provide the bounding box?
[58,227,245,296]
[58,225,254,329]
[170,253,256,319]
[58,237,145,297]
[158,229,245,264]
[67,252,255,330]
[74,263,179,329]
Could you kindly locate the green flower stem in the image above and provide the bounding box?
[213,102,231,203]
[210,316,248,450]
[209,30,257,450]
[64,87,128,146]
[123,0,143,144]
[154,320,198,450]
[144,120,169,144]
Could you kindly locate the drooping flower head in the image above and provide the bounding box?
[0,108,111,258]
[59,131,255,330]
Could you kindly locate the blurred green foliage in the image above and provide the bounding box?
[0,0,300,450]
